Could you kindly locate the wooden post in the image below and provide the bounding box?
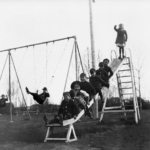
[89,0,98,119]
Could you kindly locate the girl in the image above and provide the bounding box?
[114,24,128,59]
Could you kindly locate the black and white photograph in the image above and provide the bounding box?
[0,0,149,149]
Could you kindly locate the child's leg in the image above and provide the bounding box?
[118,47,121,59]
[122,46,125,57]
[84,96,90,105]
[85,105,93,119]
[120,47,123,58]
[58,114,63,123]
[43,114,49,125]
[26,87,44,104]
[98,89,103,103]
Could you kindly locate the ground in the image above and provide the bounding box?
[0,110,150,150]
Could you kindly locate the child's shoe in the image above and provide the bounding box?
[25,87,29,94]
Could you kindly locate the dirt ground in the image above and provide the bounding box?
[0,110,150,150]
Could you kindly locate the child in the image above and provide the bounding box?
[26,87,50,105]
[114,24,128,59]
[44,92,79,124]
[103,59,113,88]
[89,68,107,102]
[0,95,8,115]
[70,81,93,119]
[0,94,8,108]
[79,73,96,101]
[96,62,109,88]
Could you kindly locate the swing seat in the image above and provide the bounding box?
[44,99,94,142]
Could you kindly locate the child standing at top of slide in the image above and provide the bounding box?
[114,24,128,59]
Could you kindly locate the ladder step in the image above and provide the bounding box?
[121,81,132,84]
[118,69,130,72]
[124,105,134,107]
[123,63,130,65]
[104,106,122,110]
[121,93,133,95]
[120,87,133,89]
[100,109,135,113]
[119,75,131,78]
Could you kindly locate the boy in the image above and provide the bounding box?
[0,95,8,115]
[103,59,113,88]
[70,81,93,119]
[114,24,128,59]
[44,91,79,124]
[26,87,50,105]
[79,73,96,101]
[89,68,107,102]
[0,94,8,108]
[96,62,109,88]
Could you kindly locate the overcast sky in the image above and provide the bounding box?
[0,0,150,104]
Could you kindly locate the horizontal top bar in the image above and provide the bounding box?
[0,36,76,53]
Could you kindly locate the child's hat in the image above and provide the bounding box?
[70,81,80,89]
[42,87,47,91]
[103,58,109,62]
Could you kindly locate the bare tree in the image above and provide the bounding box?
[132,45,146,110]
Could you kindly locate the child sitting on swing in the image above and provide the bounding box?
[0,94,8,115]
[44,91,79,124]
[25,87,50,105]
[0,94,8,108]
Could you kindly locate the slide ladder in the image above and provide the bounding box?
[99,57,140,124]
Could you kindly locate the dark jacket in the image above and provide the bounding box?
[104,65,113,81]
[89,75,103,89]
[114,25,128,44]
[96,68,108,82]
[79,81,96,96]
[0,98,8,108]
[58,100,79,117]
[39,92,50,101]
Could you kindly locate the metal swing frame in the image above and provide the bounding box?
[0,36,85,123]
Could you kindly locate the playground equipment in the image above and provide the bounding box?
[0,36,84,122]
[44,97,96,142]
[100,49,140,124]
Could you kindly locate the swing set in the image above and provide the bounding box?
[0,36,85,122]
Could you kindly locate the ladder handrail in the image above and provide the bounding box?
[110,50,117,62]
[125,48,138,99]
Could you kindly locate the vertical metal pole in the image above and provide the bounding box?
[10,54,31,120]
[9,51,13,122]
[75,38,78,81]
[63,41,75,92]
[89,0,96,69]
[89,0,98,118]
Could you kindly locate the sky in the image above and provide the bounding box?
[0,0,150,105]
